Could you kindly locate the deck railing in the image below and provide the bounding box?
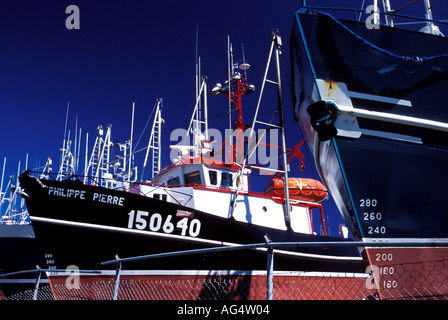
[300,1,448,34]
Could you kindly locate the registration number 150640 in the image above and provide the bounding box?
[127,210,201,237]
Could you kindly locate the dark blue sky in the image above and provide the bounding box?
[1,0,447,233]
[0,0,301,171]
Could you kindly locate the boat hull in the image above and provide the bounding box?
[19,175,363,275]
[363,247,448,300]
[291,9,448,299]
[0,224,44,298]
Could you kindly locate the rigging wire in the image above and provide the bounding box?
[132,100,160,154]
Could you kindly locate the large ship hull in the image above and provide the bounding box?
[0,224,44,298]
[19,173,364,298]
[291,9,448,299]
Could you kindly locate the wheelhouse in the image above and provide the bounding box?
[150,158,250,192]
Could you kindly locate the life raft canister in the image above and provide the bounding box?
[264,177,328,203]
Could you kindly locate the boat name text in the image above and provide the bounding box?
[47,186,125,206]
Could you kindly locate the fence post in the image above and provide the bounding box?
[266,247,274,300]
[113,255,122,300]
[33,265,42,301]
[265,234,274,300]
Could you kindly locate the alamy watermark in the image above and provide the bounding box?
[365,264,398,291]
[365,4,381,30]
[65,5,80,30]
[65,265,80,290]
[169,128,280,175]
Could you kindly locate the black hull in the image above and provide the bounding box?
[291,9,448,242]
[0,224,44,298]
[19,175,363,273]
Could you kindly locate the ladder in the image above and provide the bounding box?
[143,98,164,179]
[56,135,74,181]
[85,124,113,186]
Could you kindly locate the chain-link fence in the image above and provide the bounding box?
[3,241,448,300]
[6,272,376,300]
[365,254,448,300]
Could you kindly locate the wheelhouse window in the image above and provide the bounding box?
[310,206,327,236]
[221,172,233,188]
[184,171,201,185]
[153,193,167,201]
[168,176,180,186]
[208,170,217,186]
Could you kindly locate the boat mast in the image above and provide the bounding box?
[143,98,164,179]
[61,102,70,165]
[184,28,209,158]
[187,76,209,149]
[373,0,380,26]
[227,36,233,134]
[56,130,74,181]
[152,100,163,177]
[83,132,89,182]
[243,30,291,227]
[74,115,78,171]
[212,31,293,228]
[129,103,135,184]
[84,124,113,186]
[212,38,254,163]
[273,30,292,228]
[382,0,394,27]
[56,103,75,180]
[0,157,6,214]
[423,0,437,35]
[76,127,82,173]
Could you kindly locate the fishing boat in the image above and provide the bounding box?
[291,0,448,299]
[19,32,365,299]
[0,158,43,298]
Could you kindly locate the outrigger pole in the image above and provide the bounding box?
[273,30,292,228]
[229,30,291,228]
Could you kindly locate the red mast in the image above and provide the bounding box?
[210,50,255,163]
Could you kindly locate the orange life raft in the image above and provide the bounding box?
[264,177,328,203]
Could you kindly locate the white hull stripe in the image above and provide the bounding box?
[30,216,361,262]
[362,237,448,249]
